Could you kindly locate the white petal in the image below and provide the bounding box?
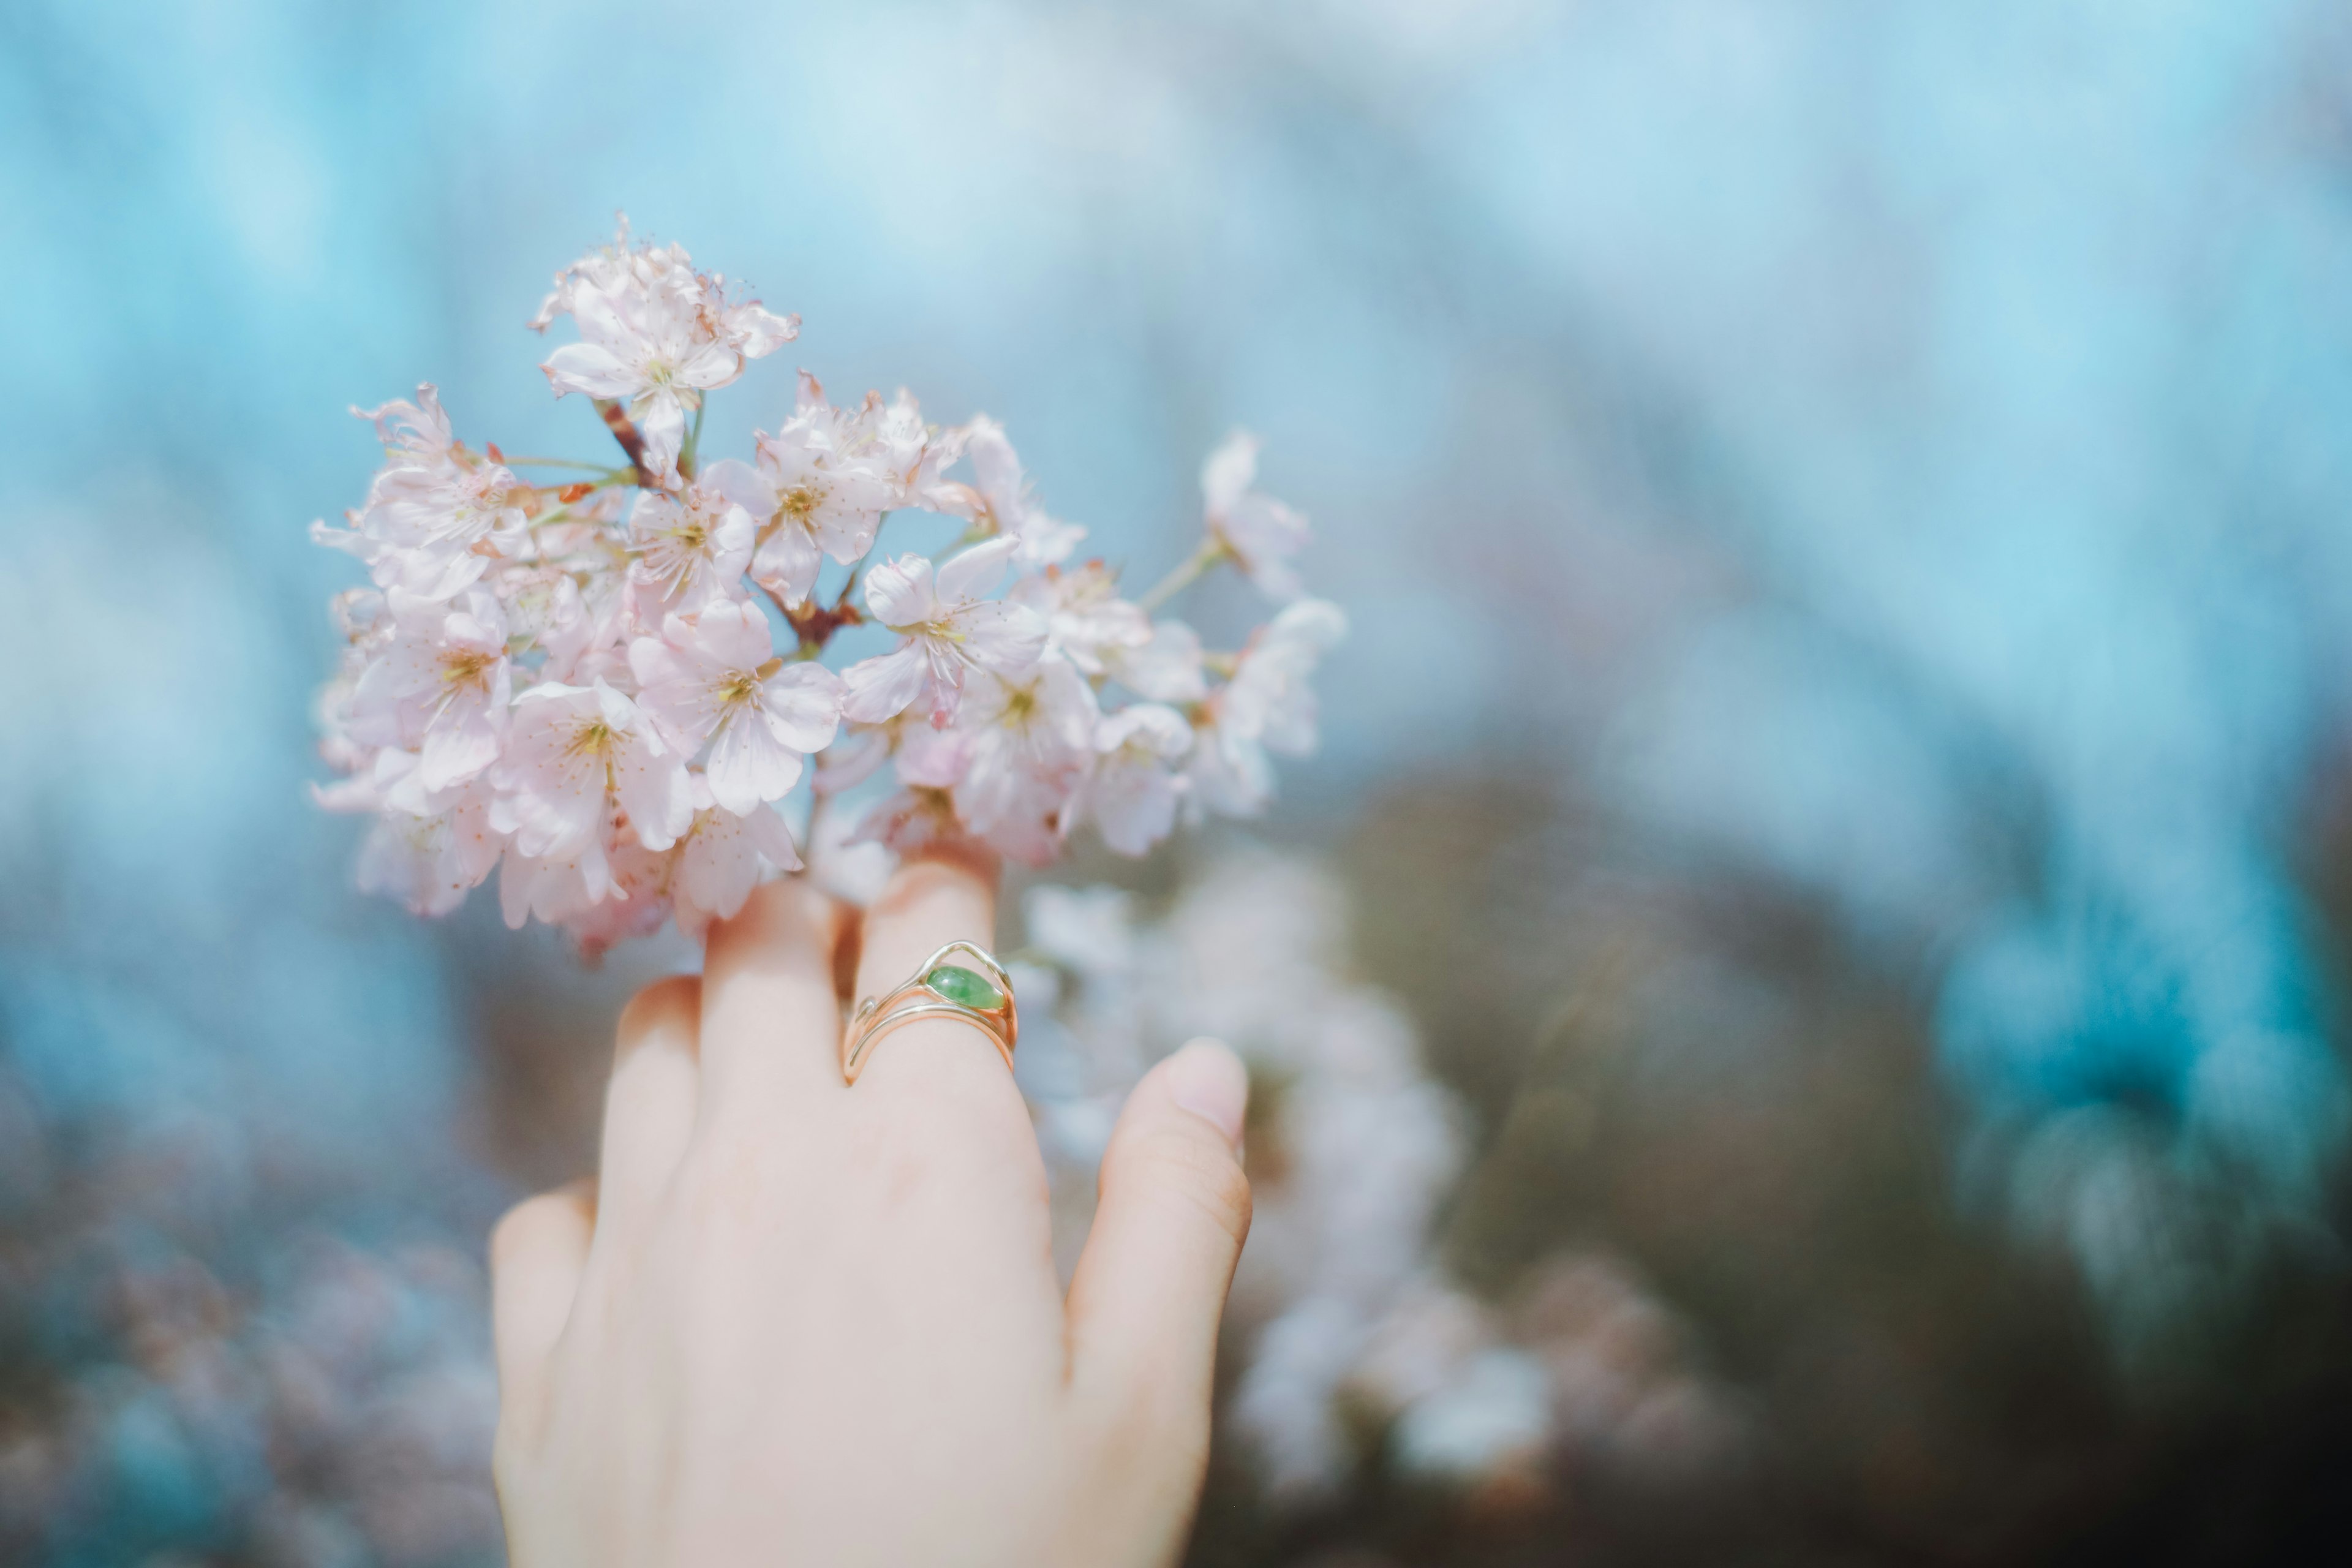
[418,721,500,791]
[862,554,939,629]
[701,595,775,670]
[541,341,640,399]
[1110,619,1208,703]
[1200,430,1261,517]
[952,600,1047,676]
[1091,758,1181,856]
[839,642,929,724]
[614,740,695,851]
[742,802,803,871]
[635,391,688,478]
[706,713,805,815]
[758,662,845,753]
[699,456,776,521]
[935,535,1019,603]
[751,521,823,608]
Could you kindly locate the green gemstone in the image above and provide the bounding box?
[923,964,1005,1011]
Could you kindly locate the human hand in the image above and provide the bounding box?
[487,853,1254,1567]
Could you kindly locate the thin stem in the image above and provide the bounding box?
[680,399,707,480]
[1134,539,1228,614]
[500,454,625,473]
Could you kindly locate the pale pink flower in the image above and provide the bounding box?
[850,785,967,861]
[341,753,503,918]
[672,782,804,939]
[628,600,844,815]
[951,657,1098,865]
[1085,703,1192,856]
[1107,618,1209,703]
[328,587,387,644]
[626,480,755,612]
[355,766,503,912]
[894,720,973,790]
[492,680,693,891]
[489,565,595,681]
[497,840,609,930]
[562,840,679,959]
[937,416,1084,570]
[839,538,1047,726]
[875,388,962,504]
[346,589,512,791]
[1186,599,1346,819]
[1202,431,1310,600]
[1009,561,1148,676]
[1221,597,1346,754]
[746,374,907,606]
[499,830,671,946]
[534,221,797,481]
[344,386,531,600]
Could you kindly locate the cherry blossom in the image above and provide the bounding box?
[1202,431,1311,600]
[850,784,966,862]
[1108,617,1210,703]
[1011,560,1149,676]
[340,386,532,600]
[533,222,797,482]
[313,226,1339,952]
[627,478,756,613]
[673,786,804,938]
[331,753,500,918]
[345,589,511,791]
[628,600,845,814]
[1188,598,1348,819]
[950,657,1099,864]
[1085,703,1192,855]
[491,680,692,900]
[938,416,1085,569]
[747,373,907,606]
[839,539,1047,727]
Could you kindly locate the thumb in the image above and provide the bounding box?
[1066,1039,1253,1425]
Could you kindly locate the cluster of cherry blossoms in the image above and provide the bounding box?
[311,222,1343,951]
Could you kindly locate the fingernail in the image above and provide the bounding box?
[1166,1039,1248,1150]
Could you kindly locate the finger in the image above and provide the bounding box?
[595,974,700,1235]
[699,877,850,1125]
[848,848,1022,1117]
[1066,1041,1252,1425]
[489,1178,596,1438]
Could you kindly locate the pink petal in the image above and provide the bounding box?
[934,535,1019,603]
[952,600,1047,676]
[706,712,805,814]
[862,554,940,630]
[839,641,928,724]
[541,341,639,399]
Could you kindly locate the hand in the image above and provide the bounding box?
[487,853,1254,1567]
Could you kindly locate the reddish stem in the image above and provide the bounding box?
[593,399,651,485]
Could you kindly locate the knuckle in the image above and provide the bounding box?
[489,1183,592,1270]
[488,1194,556,1268]
[614,973,699,1055]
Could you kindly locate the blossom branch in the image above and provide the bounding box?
[309,219,1334,956]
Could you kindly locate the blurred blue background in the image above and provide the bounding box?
[6,1,2352,1562]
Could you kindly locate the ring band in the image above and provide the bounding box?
[842,940,1018,1085]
